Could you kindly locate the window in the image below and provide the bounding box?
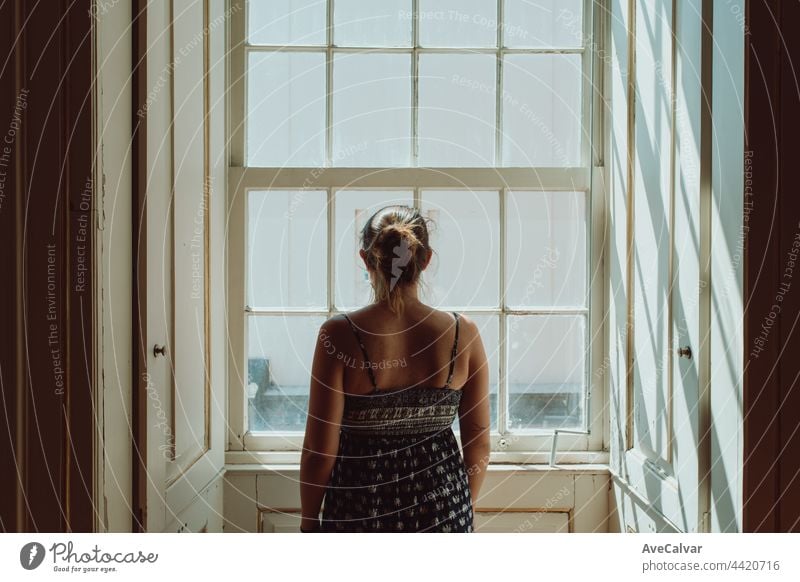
[227,0,605,454]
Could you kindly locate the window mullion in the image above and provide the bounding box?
[581,0,593,168]
[327,187,335,314]
[496,5,506,445]
[495,0,504,167]
[325,0,333,167]
[230,167,592,190]
[245,45,584,55]
[584,0,596,434]
[499,187,508,437]
[230,0,246,165]
[412,0,419,166]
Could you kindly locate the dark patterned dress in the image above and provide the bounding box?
[320,312,474,533]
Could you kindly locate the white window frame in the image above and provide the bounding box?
[225,0,608,460]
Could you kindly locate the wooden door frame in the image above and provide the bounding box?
[132,0,149,533]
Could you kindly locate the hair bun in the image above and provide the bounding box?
[370,222,421,262]
[359,205,433,315]
[381,222,422,249]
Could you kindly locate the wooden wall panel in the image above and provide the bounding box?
[0,0,95,532]
[170,0,211,480]
[0,0,21,534]
[66,0,97,534]
[225,467,609,533]
[776,0,800,533]
[743,0,800,532]
[23,0,67,534]
[133,0,226,532]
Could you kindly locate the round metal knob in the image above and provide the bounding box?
[677,345,692,359]
[153,344,168,358]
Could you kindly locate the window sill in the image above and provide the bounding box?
[224,449,609,469]
[224,462,609,477]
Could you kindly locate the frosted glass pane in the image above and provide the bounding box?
[247,190,327,309]
[334,190,414,309]
[420,190,499,308]
[247,52,326,167]
[418,0,498,48]
[507,315,585,430]
[506,191,586,308]
[503,0,583,48]
[247,315,326,432]
[502,54,582,166]
[452,314,499,432]
[334,0,412,47]
[248,0,327,46]
[332,53,412,166]
[419,54,496,166]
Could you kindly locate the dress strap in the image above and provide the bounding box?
[342,314,378,391]
[444,312,460,389]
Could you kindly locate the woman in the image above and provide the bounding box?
[299,205,491,532]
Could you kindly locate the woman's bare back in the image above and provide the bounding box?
[332,301,475,397]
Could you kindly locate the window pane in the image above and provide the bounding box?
[247,52,326,167]
[334,0,412,47]
[248,315,326,432]
[452,314,499,433]
[334,190,414,309]
[506,191,586,308]
[246,52,326,166]
[419,54,496,166]
[248,0,327,46]
[502,54,582,167]
[247,190,327,309]
[418,0,498,48]
[507,315,585,430]
[420,190,499,308]
[503,0,583,48]
[332,53,412,166]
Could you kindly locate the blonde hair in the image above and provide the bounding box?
[361,205,433,315]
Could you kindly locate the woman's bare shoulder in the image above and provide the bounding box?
[418,308,480,346]
[319,312,350,339]
[454,311,476,327]
[452,312,482,351]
